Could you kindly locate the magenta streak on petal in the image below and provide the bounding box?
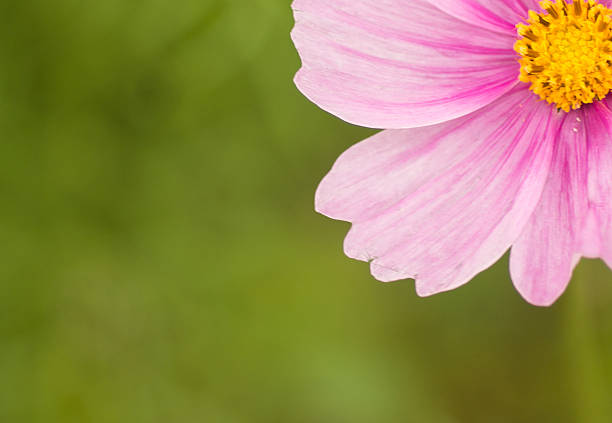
[300,68,519,112]
[579,100,612,267]
[326,6,515,56]
[510,111,589,306]
[429,0,544,33]
[427,0,518,34]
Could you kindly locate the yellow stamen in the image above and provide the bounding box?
[515,0,612,112]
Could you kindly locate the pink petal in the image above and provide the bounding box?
[579,101,612,267]
[316,87,560,296]
[509,111,589,306]
[425,0,537,34]
[291,0,519,129]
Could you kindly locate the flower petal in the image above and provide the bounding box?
[316,87,559,295]
[579,101,612,267]
[509,111,589,306]
[291,0,519,129]
[425,0,536,34]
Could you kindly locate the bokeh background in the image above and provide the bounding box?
[1,1,612,422]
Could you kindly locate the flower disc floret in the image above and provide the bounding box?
[515,0,612,112]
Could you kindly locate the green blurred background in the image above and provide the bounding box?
[1,1,612,421]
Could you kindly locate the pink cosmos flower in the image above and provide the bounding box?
[291,0,612,306]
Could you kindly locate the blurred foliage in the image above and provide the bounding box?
[0,0,611,422]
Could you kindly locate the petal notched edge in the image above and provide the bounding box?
[316,87,560,298]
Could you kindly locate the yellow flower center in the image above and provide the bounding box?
[515,0,612,112]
